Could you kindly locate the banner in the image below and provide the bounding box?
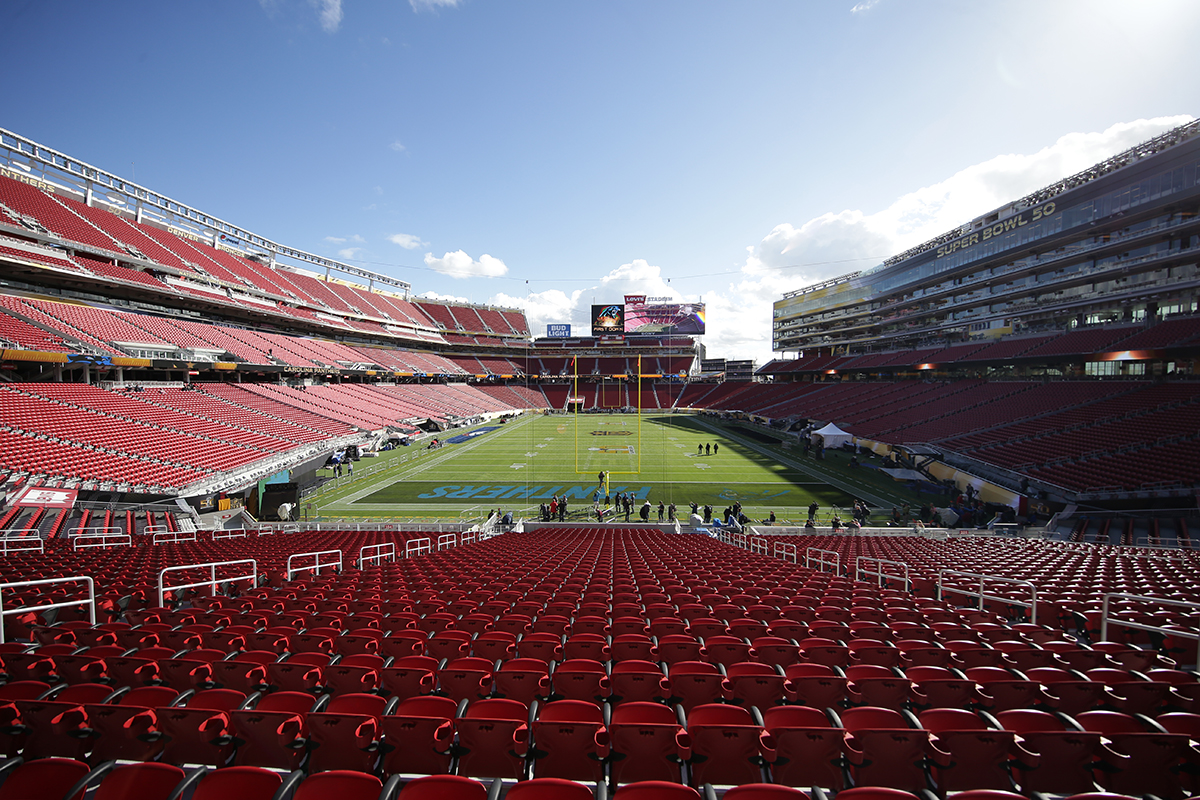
[10,486,78,509]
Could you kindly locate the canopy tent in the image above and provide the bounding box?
[810,422,853,449]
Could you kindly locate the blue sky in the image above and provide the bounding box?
[3,0,1199,364]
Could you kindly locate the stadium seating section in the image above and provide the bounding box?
[0,174,535,350]
[0,527,1195,798]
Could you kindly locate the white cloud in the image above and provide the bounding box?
[714,116,1193,365]
[311,0,343,32]
[337,247,361,259]
[418,290,470,304]
[747,116,1194,292]
[489,288,588,337]
[389,140,406,153]
[325,234,363,245]
[490,117,1196,368]
[850,0,882,13]
[424,250,508,279]
[388,233,427,250]
[410,0,460,11]
[324,236,347,244]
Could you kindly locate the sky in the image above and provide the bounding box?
[3,0,1199,365]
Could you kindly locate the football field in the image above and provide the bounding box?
[310,411,926,524]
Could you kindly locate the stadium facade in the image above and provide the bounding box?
[771,119,1200,377]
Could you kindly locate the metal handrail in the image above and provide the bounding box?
[72,532,132,550]
[938,569,1038,624]
[406,537,432,557]
[1101,592,1200,665]
[359,542,396,568]
[773,541,798,563]
[286,550,343,581]
[436,533,458,551]
[152,529,197,544]
[0,575,95,644]
[805,547,840,575]
[0,535,44,555]
[856,557,911,592]
[212,528,247,540]
[158,559,257,607]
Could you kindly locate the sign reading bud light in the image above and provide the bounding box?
[546,324,571,338]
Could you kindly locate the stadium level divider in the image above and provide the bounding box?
[1101,593,1200,664]
[0,576,95,644]
[252,521,471,534]
[158,559,257,607]
[286,549,342,580]
[0,532,44,555]
[938,569,1038,624]
[856,556,911,592]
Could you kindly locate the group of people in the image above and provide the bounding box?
[803,499,870,530]
[695,443,720,456]
[538,496,569,522]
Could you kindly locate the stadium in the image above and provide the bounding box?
[0,116,1197,800]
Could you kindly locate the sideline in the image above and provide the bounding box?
[319,413,541,508]
[690,416,898,511]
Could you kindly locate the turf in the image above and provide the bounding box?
[311,411,938,523]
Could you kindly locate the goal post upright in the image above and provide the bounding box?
[637,353,643,475]
[578,355,583,474]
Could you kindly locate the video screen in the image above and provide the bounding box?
[591,304,625,337]
[624,301,705,335]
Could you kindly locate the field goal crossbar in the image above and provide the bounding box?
[158,559,257,608]
[938,569,1038,624]
[856,557,911,592]
[0,575,95,644]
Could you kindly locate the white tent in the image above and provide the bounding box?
[810,422,853,449]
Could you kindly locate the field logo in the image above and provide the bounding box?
[418,484,652,500]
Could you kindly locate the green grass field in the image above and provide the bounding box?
[307,411,941,524]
